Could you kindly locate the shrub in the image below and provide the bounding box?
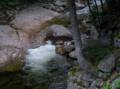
[102,83,111,89]
[115,32,120,39]
[83,45,113,64]
[112,78,120,89]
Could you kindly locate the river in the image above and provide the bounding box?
[0,42,71,89]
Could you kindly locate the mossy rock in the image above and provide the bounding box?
[0,59,24,72]
[40,17,70,30]
[69,66,79,76]
[73,80,84,87]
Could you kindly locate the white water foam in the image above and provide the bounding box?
[25,41,56,73]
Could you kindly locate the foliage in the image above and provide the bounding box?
[0,0,28,8]
[0,0,54,9]
[115,32,120,39]
[83,45,113,64]
[112,78,120,89]
[102,83,111,89]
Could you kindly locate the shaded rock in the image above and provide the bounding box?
[49,82,66,89]
[89,86,99,89]
[56,45,66,55]
[114,38,120,47]
[69,51,76,59]
[33,25,72,48]
[98,54,115,73]
[112,77,120,89]
[98,71,111,79]
[46,25,71,38]
[116,58,120,72]
[77,6,89,16]
[54,0,66,7]
[64,45,74,53]
[89,26,98,40]
[75,2,85,10]
[91,79,103,87]
[81,34,89,48]
[55,41,75,56]
[81,72,95,83]
[10,4,60,34]
[62,6,89,21]
[0,11,9,24]
[55,40,64,45]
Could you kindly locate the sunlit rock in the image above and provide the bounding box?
[10,4,60,34]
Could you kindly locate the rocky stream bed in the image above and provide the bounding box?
[1,0,120,89]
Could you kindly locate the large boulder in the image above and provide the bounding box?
[33,25,72,47]
[10,4,60,34]
[0,25,28,72]
[54,0,66,7]
[98,50,120,73]
[98,54,115,73]
[46,25,72,38]
[0,25,30,48]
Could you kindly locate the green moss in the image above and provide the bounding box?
[102,83,111,89]
[69,67,78,76]
[40,17,70,30]
[0,59,23,72]
[48,18,70,27]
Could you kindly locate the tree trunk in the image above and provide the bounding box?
[67,0,97,75]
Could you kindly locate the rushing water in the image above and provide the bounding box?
[25,42,56,74]
[0,42,70,89]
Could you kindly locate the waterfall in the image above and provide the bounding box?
[24,41,56,74]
